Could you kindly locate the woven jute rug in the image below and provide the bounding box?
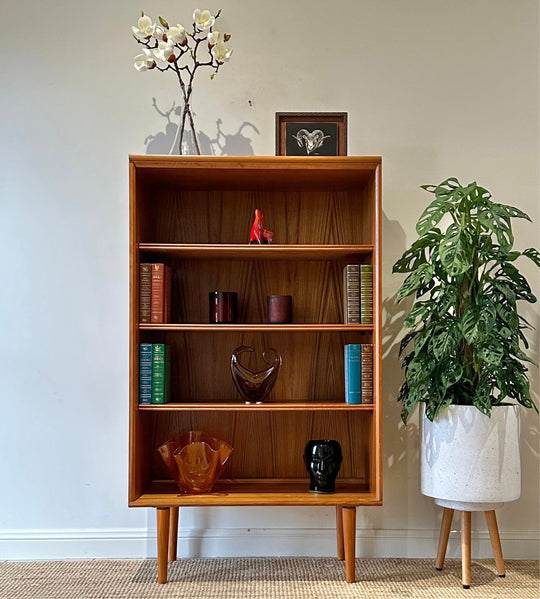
[0,558,538,599]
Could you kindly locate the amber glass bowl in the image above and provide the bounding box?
[158,431,233,494]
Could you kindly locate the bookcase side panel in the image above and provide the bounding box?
[130,163,152,501]
[373,162,383,499]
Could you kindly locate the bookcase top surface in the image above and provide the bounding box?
[129,155,382,190]
[129,155,382,165]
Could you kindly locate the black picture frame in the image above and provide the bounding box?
[275,112,348,156]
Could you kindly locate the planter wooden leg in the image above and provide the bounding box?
[336,506,345,560]
[168,506,179,562]
[461,511,471,589]
[157,508,170,584]
[436,507,454,570]
[342,506,356,583]
[485,510,505,577]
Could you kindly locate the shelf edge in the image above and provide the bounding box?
[138,402,376,411]
[139,324,374,332]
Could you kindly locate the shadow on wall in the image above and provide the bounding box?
[144,98,259,156]
[521,313,540,530]
[381,210,422,522]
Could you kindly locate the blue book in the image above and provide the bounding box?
[344,344,362,404]
[139,343,153,404]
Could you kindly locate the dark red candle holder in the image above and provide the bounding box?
[267,295,293,324]
[209,291,238,323]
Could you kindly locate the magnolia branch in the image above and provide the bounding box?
[132,8,232,154]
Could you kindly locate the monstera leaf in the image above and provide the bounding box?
[479,204,513,250]
[439,224,472,276]
[416,198,451,236]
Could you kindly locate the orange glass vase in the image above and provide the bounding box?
[158,431,233,494]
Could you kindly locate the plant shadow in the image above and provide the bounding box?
[144,98,259,156]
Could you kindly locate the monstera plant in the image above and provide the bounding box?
[393,177,540,423]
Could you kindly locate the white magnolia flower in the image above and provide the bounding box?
[211,41,232,64]
[193,8,215,31]
[133,49,155,71]
[168,24,187,45]
[207,31,221,47]
[132,14,155,38]
[152,25,167,42]
[153,40,176,63]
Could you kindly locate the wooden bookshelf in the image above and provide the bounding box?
[129,155,382,583]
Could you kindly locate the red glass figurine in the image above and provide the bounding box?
[249,208,274,244]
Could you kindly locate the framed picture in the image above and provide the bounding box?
[275,112,347,156]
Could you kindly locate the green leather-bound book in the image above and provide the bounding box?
[151,344,170,404]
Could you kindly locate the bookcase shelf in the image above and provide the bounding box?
[138,401,377,411]
[129,155,382,583]
[139,323,374,332]
[139,243,375,261]
[131,480,379,508]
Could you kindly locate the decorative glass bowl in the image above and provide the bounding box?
[157,431,233,494]
[230,345,282,403]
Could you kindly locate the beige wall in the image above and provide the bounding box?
[1,0,538,558]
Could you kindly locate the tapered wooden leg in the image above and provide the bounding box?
[485,510,505,577]
[461,511,471,589]
[342,506,356,583]
[436,508,454,570]
[336,506,345,560]
[157,508,170,584]
[168,506,179,562]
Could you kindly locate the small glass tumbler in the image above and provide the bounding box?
[209,291,238,323]
[267,295,293,324]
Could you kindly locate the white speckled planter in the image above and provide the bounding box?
[421,404,521,511]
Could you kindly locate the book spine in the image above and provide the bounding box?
[139,264,152,323]
[163,265,172,324]
[361,343,374,404]
[164,343,171,404]
[151,343,169,404]
[360,264,374,325]
[344,344,349,400]
[139,343,152,404]
[344,343,362,404]
[151,264,166,324]
[343,264,360,324]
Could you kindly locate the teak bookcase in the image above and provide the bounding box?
[129,155,382,583]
